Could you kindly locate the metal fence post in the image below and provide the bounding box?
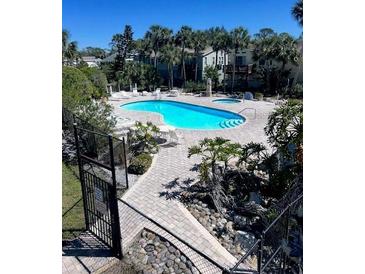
[281,207,291,273]
[122,137,129,189]
[73,123,90,230]
[257,236,264,274]
[108,134,122,259]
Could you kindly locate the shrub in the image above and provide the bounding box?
[127,153,153,175]
[75,100,116,133]
[255,92,264,101]
[80,67,108,98]
[184,80,206,93]
[62,66,94,110]
[291,83,303,99]
[204,65,219,83]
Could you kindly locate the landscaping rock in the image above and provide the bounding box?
[122,229,200,273]
[234,231,256,248]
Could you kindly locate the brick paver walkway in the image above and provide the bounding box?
[62,232,119,274]
[111,95,276,273]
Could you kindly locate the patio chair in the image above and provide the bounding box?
[132,87,140,97]
[153,88,161,99]
[115,117,136,133]
[110,91,131,100]
[167,88,180,97]
[158,125,180,147]
[142,91,149,96]
[243,92,254,100]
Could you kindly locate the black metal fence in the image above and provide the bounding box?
[63,107,132,259]
[230,194,303,274]
[73,124,123,259]
[62,107,130,189]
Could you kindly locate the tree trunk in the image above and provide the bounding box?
[223,51,227,93]
[215,51,218,68]
[154,50,157,68]
[231,50,236,93]
[181,45,186,88]
[214,50,218,90]
[195,55,198,82]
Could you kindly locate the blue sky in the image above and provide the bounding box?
[62,0,302,49]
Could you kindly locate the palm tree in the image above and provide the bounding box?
[135,38,153,64]
[62,29,79,65]
[272,33,301,72]
[62,30,69,60]
[160,44,180,90]
[292,0,303,26]
[218,30,231,93]
[207,26,226,90]
[207,27,226,69]
[252,28,276,65]
[144,25,172,68]
[190,30,208,82]
[175,26,193,88]
[229,27,250,93]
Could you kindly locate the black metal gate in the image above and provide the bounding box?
[73,124,123,259]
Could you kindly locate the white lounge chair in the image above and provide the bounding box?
[132,88,140,97]
[158,125,180,146]
[167,89,180,97]
[110,91,131,100]
[153,88,161,99]
[115,117,135,133]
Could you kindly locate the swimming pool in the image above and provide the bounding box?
[213,98,241,104]
[120,100,245,130]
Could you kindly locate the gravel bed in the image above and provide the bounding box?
[186,199,257,261]
[122,229,200,274]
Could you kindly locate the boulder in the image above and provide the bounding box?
[234,231,256,248]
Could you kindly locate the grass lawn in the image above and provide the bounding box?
[62,162,86,240]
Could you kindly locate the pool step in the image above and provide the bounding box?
[219,119,243,129]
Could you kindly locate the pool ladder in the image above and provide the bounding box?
[238,108,256,119]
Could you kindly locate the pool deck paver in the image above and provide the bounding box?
[112,95,276,273]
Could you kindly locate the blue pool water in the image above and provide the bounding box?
[213,98,241,104]
[121,100,245,130]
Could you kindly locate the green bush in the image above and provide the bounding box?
[80,67,108,98]
[127,153,153,175]
[75,100,116,133]
[291,83,303,99]
[255,92,264,101]
[204,66,219,83]
[62,66,94,110]
[184,80,206,93]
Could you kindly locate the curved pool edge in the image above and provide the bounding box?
[119,99,247,131]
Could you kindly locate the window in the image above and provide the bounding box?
[213,57,215,65]
[204,57,207,65]
[236,56,246,65]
